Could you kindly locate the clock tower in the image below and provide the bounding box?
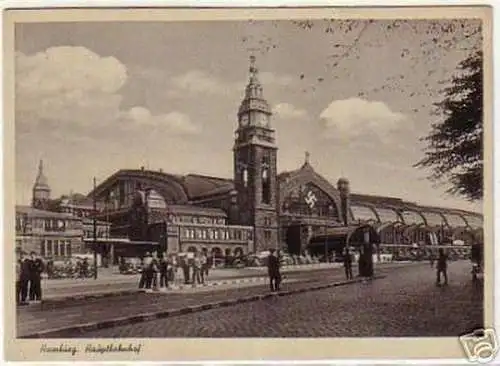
[233,56,278,251]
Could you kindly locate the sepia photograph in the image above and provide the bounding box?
[3,5,494,362]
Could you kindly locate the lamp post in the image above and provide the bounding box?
[93,177,98,279]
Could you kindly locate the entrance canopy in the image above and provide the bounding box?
[308,224,381,253]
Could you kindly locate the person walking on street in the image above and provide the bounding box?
[150,252,159,291]
[29,251,44,303]
[16,254,22,305]
[193,252,203,285]
[158,252,168,291]
[436,248,448,286]
[343,247,353,280]
[181,255,191,284]
[202,248,210,280]
[267,248,281,292]
[19,251,32,305]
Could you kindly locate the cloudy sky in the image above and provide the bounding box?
[14,18,482,212]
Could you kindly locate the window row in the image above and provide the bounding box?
[15,216,81,232]
[83,229,109,239]
[40,239,73,258]
[174,215,226,225]
[182,227,252,241]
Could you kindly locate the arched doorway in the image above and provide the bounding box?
[212,247,223,257]
[286,224,302,255]
[233,247,244,257]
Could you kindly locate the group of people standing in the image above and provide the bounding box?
[16,251,44,305]
[138,250,211,292]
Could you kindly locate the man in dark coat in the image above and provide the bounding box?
[19,251,32,305]
[436,248,448,286]
[343,247,353,280]
[267,249,281,292]
[29,251,44,303]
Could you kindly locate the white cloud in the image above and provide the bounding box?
[16,46,199,134]
[169,69,296,97]
[171,69,232,95]
[319,98,408,141]
[126,107,200,135]
[273,102,307,119]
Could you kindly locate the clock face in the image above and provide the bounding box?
[259,114,269,127]
[240,114,249,127]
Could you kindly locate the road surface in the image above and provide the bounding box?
[69,260,483,337]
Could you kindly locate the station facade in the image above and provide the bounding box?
[85,57,483,257]
[23,58,483,260]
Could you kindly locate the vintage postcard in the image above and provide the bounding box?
[3,5,494,362]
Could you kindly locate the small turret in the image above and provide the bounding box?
[337,177,350,226]
[32,160,51,209]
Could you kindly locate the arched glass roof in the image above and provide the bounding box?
[444,213,468,228]
[373,207,400,223]
[400,210,425,225]
[421,211,446,227]
[351,205,379,223]
[464,215,483,229]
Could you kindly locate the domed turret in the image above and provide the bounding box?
[337,177,350,196]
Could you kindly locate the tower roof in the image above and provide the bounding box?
[33,160,50,192]
[238,55,272,116]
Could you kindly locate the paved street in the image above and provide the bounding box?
[17,262,414,337]
[76,260,483,338]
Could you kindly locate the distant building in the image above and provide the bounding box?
[15,205,83,259]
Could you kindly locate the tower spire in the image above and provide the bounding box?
[32,159,51,209]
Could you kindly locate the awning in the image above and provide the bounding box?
[83,238,159,246]
[308,224,381,247]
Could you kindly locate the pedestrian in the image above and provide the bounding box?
[181,255,191,284]
[158,252,168,292]
[138,252,153,291]
[29,251,44,303]
[151,252,159,291]
[436,248,448,286]
[343,247,353,280]
[193,253,203,285]
[16,254,22,305]
[202,248,210,279]
[267,248,281,292]
[429,250,435,268]
[167,254,175,284]
[18,251,32,305]
[82,257,89,278]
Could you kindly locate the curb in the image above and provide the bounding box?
[21,275,386,339]
[40,276,270,307]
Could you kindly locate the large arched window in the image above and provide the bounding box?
[282,183,338,219]
[421,211,446,227]
[262,155,271,204]
[351,205,378,223]
[374,207,400,223]
[400,210,425,225]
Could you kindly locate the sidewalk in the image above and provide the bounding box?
[41,262,343,300]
